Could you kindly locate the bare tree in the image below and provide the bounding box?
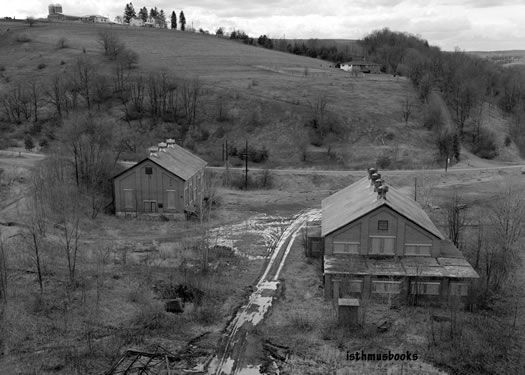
[22,168,51,294]
[26,17,36,27]
[0,240,7,304]
[45,74,70,118]
[181,78,201,125]
[402,95,412,124]
[444,190,468,248]
[27,79,40,122]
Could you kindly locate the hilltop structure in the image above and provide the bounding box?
[112,139,207,218]
[47,3,108,23]
[314,169,479,307]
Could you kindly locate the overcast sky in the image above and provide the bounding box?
[5,1,525,51]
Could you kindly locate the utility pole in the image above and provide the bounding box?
[414,177,417,201]
[224,139,230,186]
[245,139,248,190]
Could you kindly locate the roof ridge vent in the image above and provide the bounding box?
[377,185,389,200]
[148,146,159,158]
[370,172,381,186]
[166,138,176,148]
[367,167,377,179]
[158,142,167,151]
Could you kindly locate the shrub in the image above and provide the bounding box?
[472,128,498,159]
[16,33,31,43]
[215,126,225,138]
[376,154,392,169]
[504,135,511,147]
[200,129,210,141]
[37,63,46,70]
[257,168,272,189]
[24,135,34,151]
[422,101,443,130]
[56,37,68,49]
[0,65,5,72]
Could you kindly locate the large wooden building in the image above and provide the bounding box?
[320,170,479,305]
[112,139,207,217]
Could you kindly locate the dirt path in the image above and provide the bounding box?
[207,209,320,375]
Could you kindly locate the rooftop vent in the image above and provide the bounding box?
[377,185,389,200]
[370,172,381,186]
[158,142,167,151]
[148,146,158,158]
[374,178,384,192]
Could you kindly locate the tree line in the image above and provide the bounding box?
[123,2,186,30]
[359,28,525,159]
[214,27,360,63]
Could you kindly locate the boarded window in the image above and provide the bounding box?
[347,280,363,293]
[143,200,157,213]
[123,189,134,209]
[369,236,396,255]
[372,281,401,294]
[405,244,432,256]
[410,281,440,295]
[450,282,469,296]
[166,190,176,209]
[378,220,389,231]
[333,241,360,254]
[145,166,152,175]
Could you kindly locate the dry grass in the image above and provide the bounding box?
[1,22,510,169]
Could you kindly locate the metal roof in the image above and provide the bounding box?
[149,144,207,180]
[113,144,207,181]
[324,255,479,279]
[321,177,444,239]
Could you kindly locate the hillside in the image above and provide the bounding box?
[0,21,521,169]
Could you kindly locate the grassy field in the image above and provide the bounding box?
[1,21,520,169]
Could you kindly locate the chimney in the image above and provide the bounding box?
[148,146,158,158]
[166,138,176,148]
[374,178,384,192]
[370,172,381,186]
[377,185,389,200]
[158,142,167,151]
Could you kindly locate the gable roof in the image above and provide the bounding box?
[321,177,444,239]
[113,143,207,181]
[150,144,207,180]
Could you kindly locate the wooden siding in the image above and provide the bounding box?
[325,206,439,257]
[114,160,205,215]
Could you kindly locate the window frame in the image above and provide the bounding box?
[405,243,432,256]
[369,235,396,255]
[371,280,401,294]
[333,241,360,254]
[377,220,389,231]
[410,281,441,295]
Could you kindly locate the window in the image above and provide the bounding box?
[372,281,401,294]
[166,190,176,209]
[145,166,152,175]
[333,241,360,254]
[369,236,396,255]
[410,281,440,295]
[450,282,469,296]
[123,189,134,209]
[378,220,389,231]
[143,200,157,213]
[405,244,432,256]
[346,280,363,293]
[184,186,188,206]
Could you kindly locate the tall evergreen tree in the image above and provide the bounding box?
[170,11,177,30]
[159,9,167,28]
[138,6,148,22]
[179,10,186,31]
[123,2,136,23]
[149,6,159,18]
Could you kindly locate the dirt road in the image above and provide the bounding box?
[207,209,321,375]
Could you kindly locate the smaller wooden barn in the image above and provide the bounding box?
[113,139,207,217]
